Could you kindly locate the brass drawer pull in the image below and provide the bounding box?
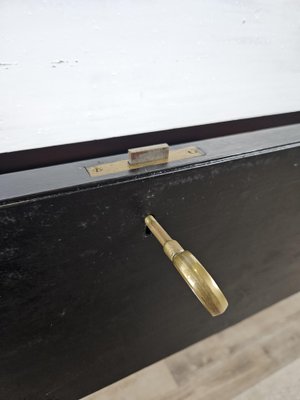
[145,215,228,316]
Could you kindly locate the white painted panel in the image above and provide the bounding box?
[0,0,300,152]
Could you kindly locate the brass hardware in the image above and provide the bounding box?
[145,215,228,317]
[128,143,169,165]
[86,146,204,177]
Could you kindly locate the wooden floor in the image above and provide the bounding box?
[82,292,300,400]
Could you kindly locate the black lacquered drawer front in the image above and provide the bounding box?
[1,141,300,399]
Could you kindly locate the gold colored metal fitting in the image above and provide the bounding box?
[145,215,228,317]
[86,146,204,177]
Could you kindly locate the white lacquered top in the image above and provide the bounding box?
[1,0,300,153]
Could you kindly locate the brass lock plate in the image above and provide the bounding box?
[86,145,204,177]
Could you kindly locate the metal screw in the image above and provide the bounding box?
[188,148,198,154]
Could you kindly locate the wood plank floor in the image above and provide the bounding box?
[82,291,300,400]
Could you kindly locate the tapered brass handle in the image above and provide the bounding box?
[145,215,228,316]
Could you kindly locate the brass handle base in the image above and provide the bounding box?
[145,215,228,317]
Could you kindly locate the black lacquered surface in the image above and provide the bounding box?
[1,135,300,399]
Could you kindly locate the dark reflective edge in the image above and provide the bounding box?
[1,111,300,174]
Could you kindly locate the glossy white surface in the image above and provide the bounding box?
[1,0,300,152]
